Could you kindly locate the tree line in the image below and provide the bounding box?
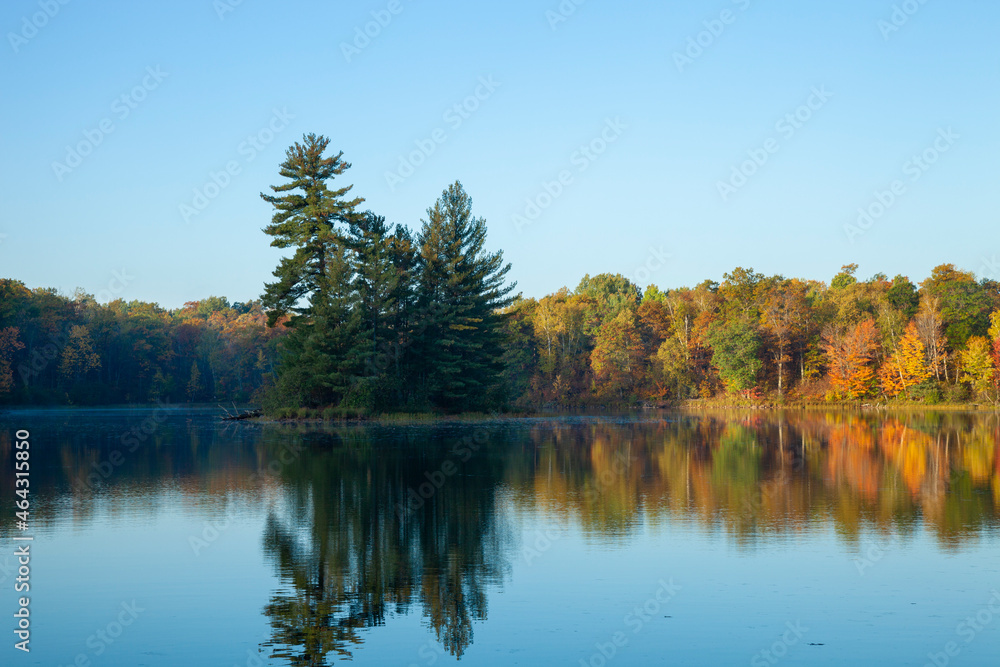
[0,285,282,405]
[511,263,1000,406]
[2,133,1000,410]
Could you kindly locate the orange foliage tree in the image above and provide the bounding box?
[823,319,880,399]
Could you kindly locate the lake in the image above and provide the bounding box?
[1,408,999,666]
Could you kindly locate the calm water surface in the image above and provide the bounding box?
[1,408,999,666]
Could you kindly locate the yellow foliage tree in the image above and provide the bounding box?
[879,321,931,397]
[58,325,101,380]
[959,336,996,402]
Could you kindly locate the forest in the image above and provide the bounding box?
[1,133,1000,412]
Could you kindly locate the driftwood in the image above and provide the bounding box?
[219,404,262,421]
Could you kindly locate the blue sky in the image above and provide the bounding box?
[1,0,997,308]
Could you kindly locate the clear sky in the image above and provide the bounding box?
[1,0,997,308]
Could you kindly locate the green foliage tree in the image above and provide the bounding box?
[830,264,859,290]
[921,264,992,350]
[706,318,762,392]
[274,247,366,407]
[575,273,642,327]
[886,275,919,320]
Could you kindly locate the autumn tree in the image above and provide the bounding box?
[913,297,947,381]
[654,337,693,399]
[823,319,880,399]
[991,311,1000,386]
[58,325,101,381]
[961,310,1000,403]
[759,279,810,395]
[0,327,24,394]
[650,287,704,398]
[959,337,996,403]
[529,289,592,402]
[186,361,203,400]
[590,308,644,398]
[879,320,930,398]
[719,267,765,320]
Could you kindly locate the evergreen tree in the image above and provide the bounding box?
[260,134,364,326]
[346,213,402,368]
[387,225,418,339]
[273,246,366,407]
[260,134,366,406]
[413,182,516,411]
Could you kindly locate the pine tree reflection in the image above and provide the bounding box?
[259,426,510,664]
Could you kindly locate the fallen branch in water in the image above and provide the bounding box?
[219,405,262,421]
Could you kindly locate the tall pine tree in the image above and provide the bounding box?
[413,182,517,411]
[261,134,366,407]
[260,133,364,325]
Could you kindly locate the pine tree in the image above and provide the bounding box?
[260,134,366,407]
[346,213,402,370]
[385,225,418,381]
[260,134,364,326]
[272,246,366,407]
[413,182,516,411]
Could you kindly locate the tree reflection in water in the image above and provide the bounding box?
[253,412,1000,664]
[260,426,511,664]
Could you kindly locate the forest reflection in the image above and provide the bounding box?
[254,411,1000,664]
[2,410,998,664]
